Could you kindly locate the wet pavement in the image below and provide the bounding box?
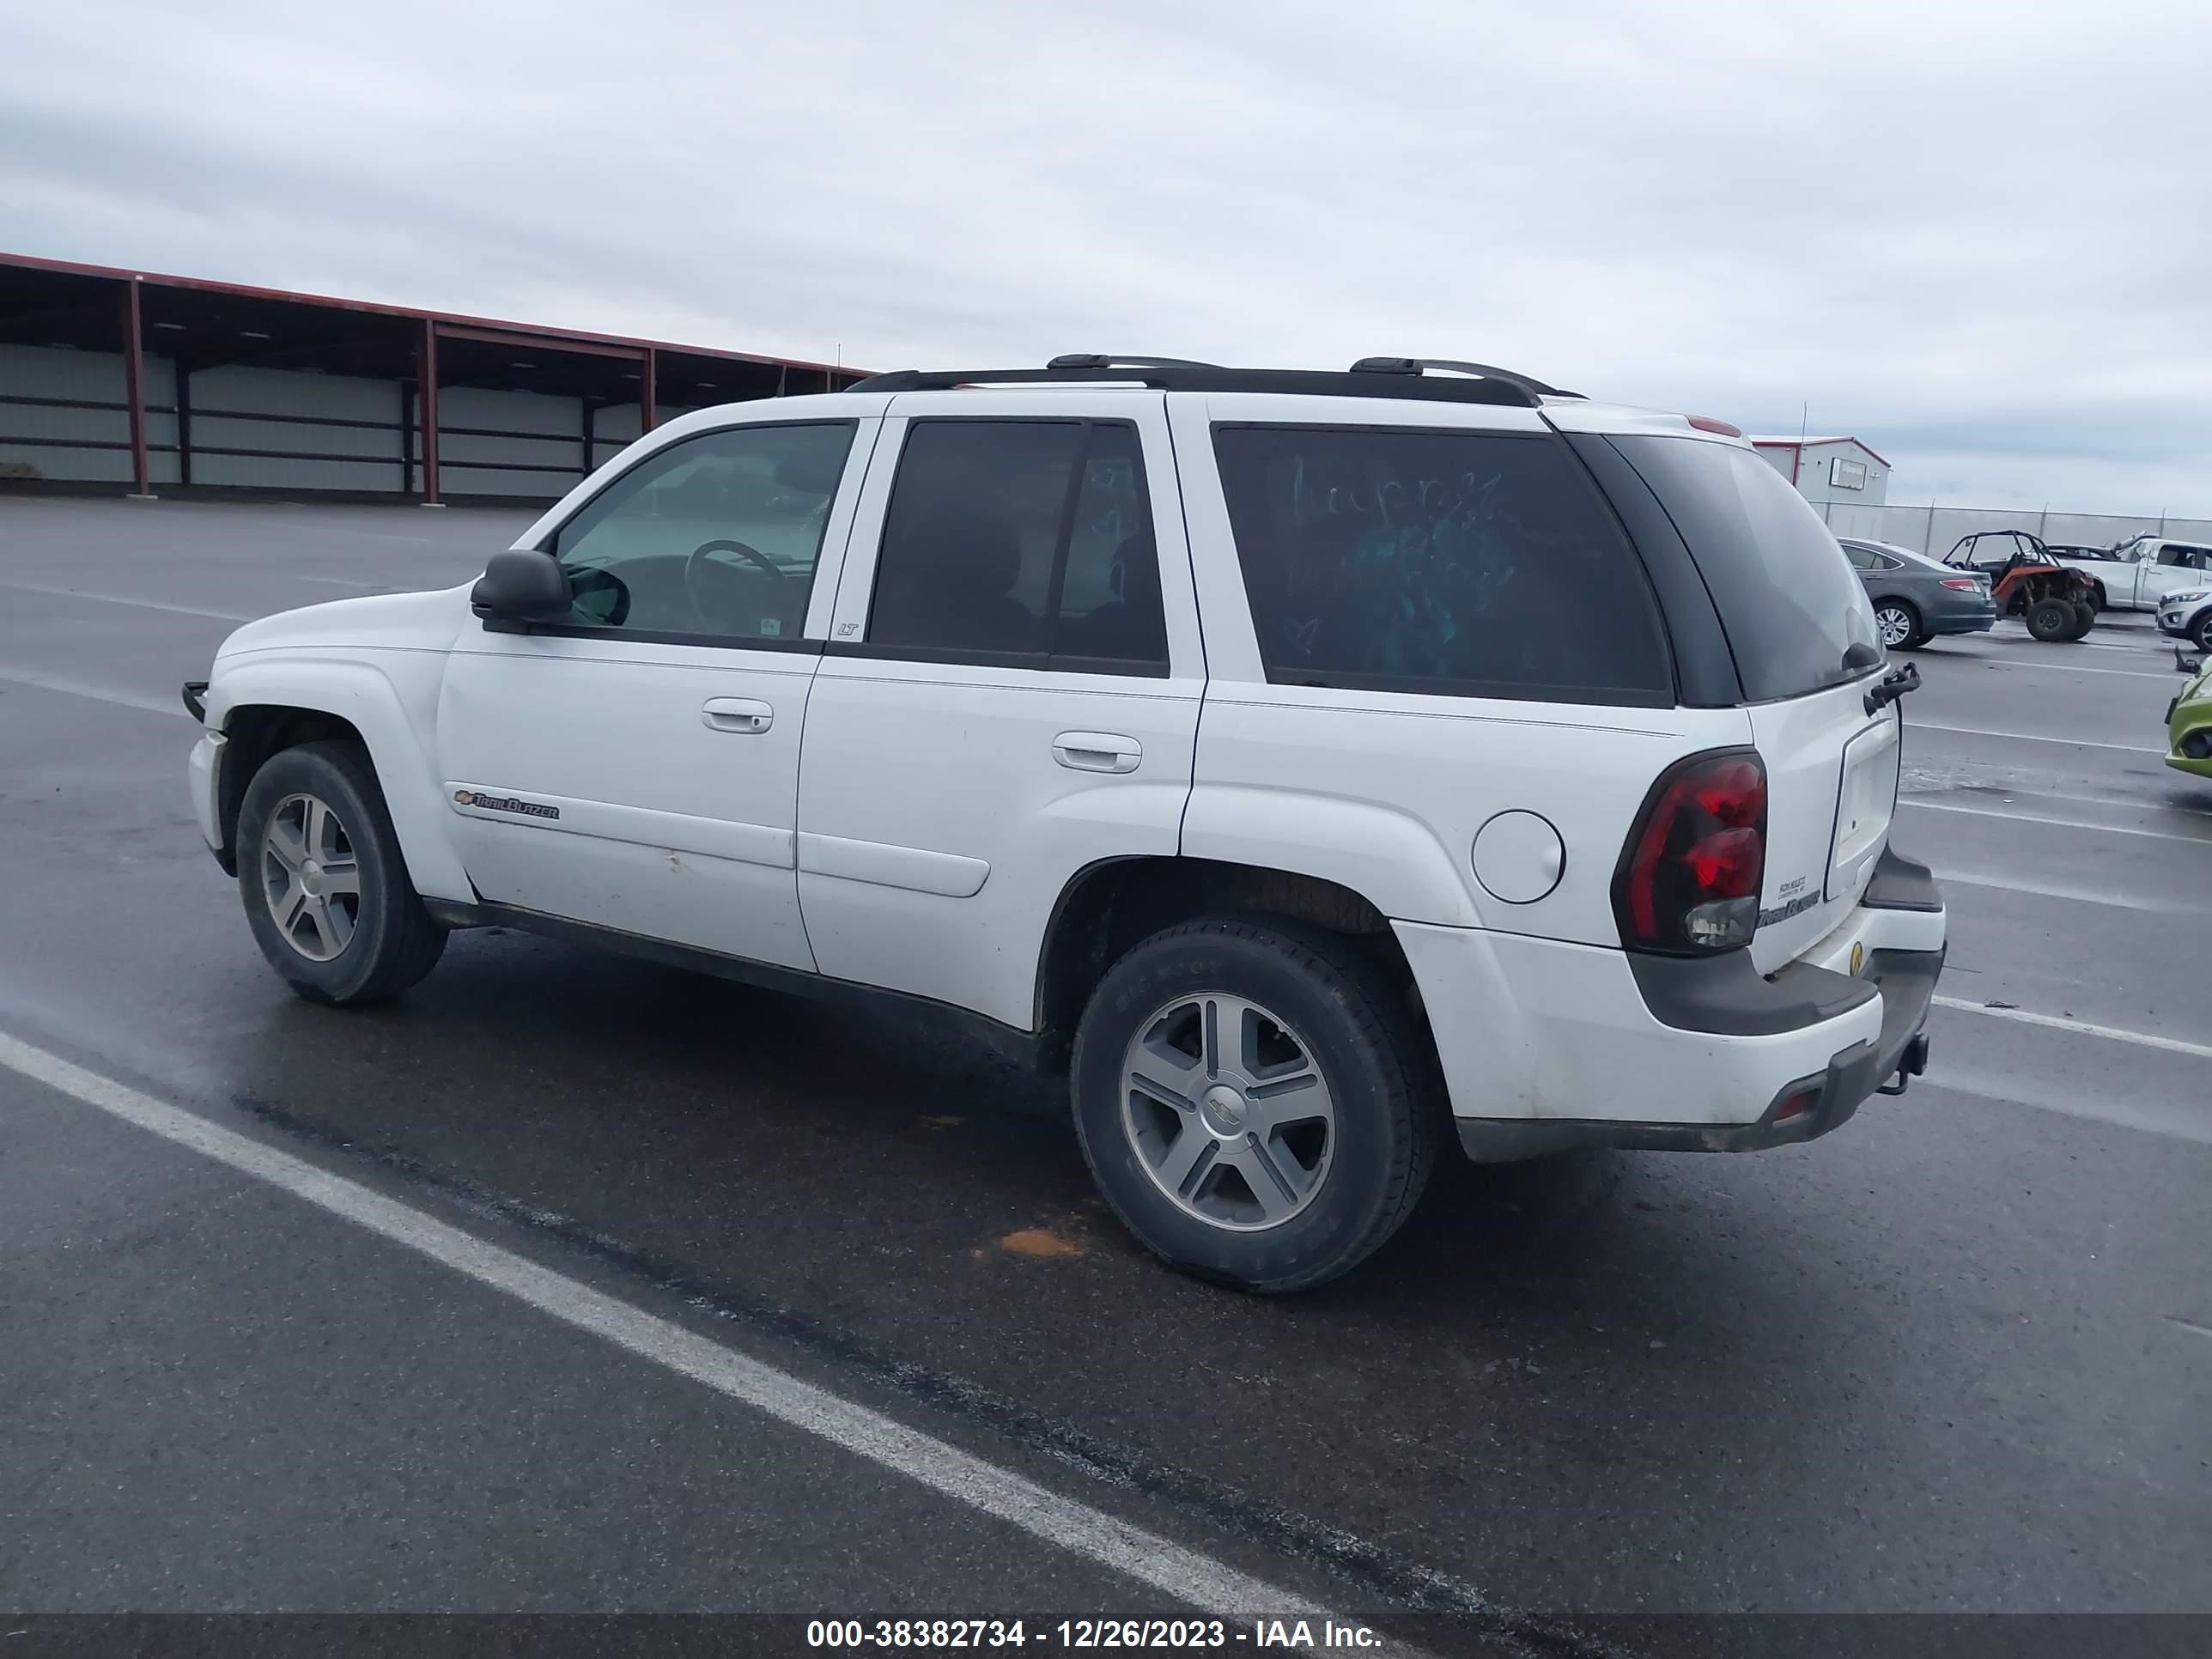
[2,495,2206,1638]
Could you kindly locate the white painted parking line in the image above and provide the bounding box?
[0,580,256,623]
[1949,657,2178,682]
[1924,1073,2212,1147]
[2008,784,2212,820]
[0,668,183,718]
[1906,721,2160,755]
[1935,629,2155,654]
[0,1030,1345,1627]
[1925,868,2183,916]
[1899,798,2205,842]
[1932,995,2212,1061]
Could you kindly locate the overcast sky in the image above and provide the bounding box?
[4,0,2207,514]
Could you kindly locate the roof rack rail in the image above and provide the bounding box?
[1348,356,1583,400]
[842,360,1546,409]
[1044,353,1221,370]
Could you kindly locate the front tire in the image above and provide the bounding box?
[2194,611,2212,653]
[1070,919,1438,1293]
[236,739,447,1006]
[2069,601,2097,638]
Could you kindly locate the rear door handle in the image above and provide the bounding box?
[1053,732,1141,774]
[702,697,774,734]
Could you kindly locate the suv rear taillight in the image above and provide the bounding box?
[1613,749,1768,954]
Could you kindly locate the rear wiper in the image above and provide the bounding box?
[1864,660,1920,715]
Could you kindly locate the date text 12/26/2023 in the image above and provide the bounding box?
[804,1620,1384,1650]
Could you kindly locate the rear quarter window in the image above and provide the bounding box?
[1608,435,1880,702]
[1211,424,1672,704]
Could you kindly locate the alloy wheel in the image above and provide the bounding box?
[260,792,361,963]
[1118,993,1337,1231]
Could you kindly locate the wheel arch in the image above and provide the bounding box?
[208,659,475,902]
[1031,855,1437,1079]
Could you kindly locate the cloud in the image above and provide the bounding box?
[2,0,2206,513]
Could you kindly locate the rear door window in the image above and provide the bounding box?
[866,419,1167,672]
[1211,424,1671,704]
[1609,435,1880,702]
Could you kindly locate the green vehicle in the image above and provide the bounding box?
[2168,647,2212,780]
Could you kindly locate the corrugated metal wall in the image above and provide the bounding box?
[0,343,177,485]
[191,362,403,491]
[0,343,709,500]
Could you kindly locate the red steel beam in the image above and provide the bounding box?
[419,318,441,505]
[434,321,644,361]
[0,249,854,377]
[120,280,150,496]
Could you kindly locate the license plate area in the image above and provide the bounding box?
[1827,714,1900,902]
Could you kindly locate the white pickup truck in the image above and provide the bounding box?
[2051,537,2212,613]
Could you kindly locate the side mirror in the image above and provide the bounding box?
[471,550,571,623]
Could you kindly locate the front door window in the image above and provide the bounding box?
[549,422,858,644]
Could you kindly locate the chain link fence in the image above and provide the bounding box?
[1818,500,2212,556]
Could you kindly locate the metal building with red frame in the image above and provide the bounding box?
[0,251,863,504]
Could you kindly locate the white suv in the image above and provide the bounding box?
[183,356,1946,1292]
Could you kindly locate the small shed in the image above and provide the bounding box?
[1748,435,1891,507]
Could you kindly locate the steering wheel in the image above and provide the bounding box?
[683,538,783,631]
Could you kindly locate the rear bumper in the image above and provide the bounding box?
[1451,944,1940,1159]
[1928,611,1996,635]
[1402,847,1948,1164]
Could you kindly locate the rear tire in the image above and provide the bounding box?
[2026,599,2076,641]
[236,739,447,1006]
[1874,600,1925,652]
[1070,919,1438,1293]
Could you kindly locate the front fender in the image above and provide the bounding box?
[206,653,476,903]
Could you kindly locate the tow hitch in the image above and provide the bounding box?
[1864,661,1921,716]
[1876,1030,1932,1096]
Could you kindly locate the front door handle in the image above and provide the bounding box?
[702,697,774,734]
[1053,732,1141,774]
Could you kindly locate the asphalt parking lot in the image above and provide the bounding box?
[1,495,2207,1646]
